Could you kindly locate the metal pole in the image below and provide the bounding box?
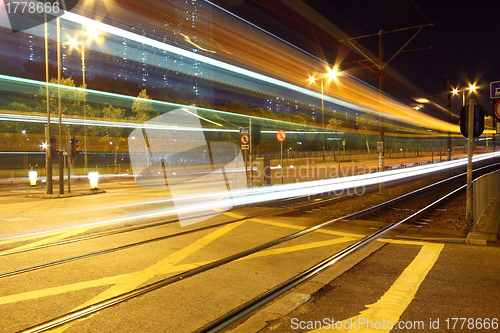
[431,137,434,163]
[66,126,71,193]
[466,99,474,221]
[281,141,283,185]
[249,118,252,188]
[57,15,64,194]
[337,139,340,175]
[378,30,385,194]
[321,79,325,162]
[82,45,88,172]
[44,3,52,194]
[447,78,452,161]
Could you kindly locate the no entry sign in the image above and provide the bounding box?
[276,130,286,142]
[240,134,250,145]
[495,100,500,120]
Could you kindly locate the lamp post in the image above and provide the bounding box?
[309,68,338,163]
[43,1,52,194]
[69,28,99,173]
[453,84,478,222]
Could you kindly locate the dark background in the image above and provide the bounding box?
[208,0,499,119]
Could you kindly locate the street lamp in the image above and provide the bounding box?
[308,68,339,162]
[453,84,477,106]
[69,28,100,173]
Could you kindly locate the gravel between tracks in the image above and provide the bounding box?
[300,170,471,232]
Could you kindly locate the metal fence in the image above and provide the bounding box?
[473,169,500,228]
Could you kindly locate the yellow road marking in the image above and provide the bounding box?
[238,237,358,261]
[308,242,444,332]
[0,227,99,255]
[0,233,353,307]
[48,221,245,332]
[250,218,363,238]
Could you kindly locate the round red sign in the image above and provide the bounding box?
[495,100,500,119]
[276,130,286,142]
[240,134,250,144]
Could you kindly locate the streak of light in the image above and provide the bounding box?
[0,112,339,135]
[2,152,499,242]
[59,12,460,133]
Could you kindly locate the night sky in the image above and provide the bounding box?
[210,0,500,120]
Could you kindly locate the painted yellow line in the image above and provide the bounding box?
[0,231,67,246]
[0,224,352,307]
[223,211,246,219]
[47,221,245,333]
[250,218,363,238]
[0,227,98,255]
[238,237,358,261]
[308,242,444,332]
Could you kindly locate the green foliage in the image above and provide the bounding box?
[132,89,157,121]
[8,102,32,112]
[36,77,86,116]
[356,113,378,132]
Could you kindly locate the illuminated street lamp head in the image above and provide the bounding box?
[452,88,459,95]
[68,38,79,49]
[327,68,339,80]
[86,27,100,39]
[469,84,477,92]
[308,76,315,83]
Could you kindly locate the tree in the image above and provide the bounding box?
[132,89,157,121]
[102,104,126,173]
[356,113,378,132]
[36,77,86,116]
[327,117,344,129]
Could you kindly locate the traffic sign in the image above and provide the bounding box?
[239,127,249,135]
[377,141,383,150]
[276,130,286,142]
[240,134,250,145]
[491,81,500,99]
[241,144,249,150]
[495,100,500,119]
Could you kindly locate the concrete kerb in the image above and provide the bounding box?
[466,194,500,245]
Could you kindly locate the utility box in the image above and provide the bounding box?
[254,157,271,186]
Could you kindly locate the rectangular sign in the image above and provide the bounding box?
[497,122,500,134]
[491,81,500,99]
[239,127,249,135]
[377,141,383,150]
[241,144,249,150]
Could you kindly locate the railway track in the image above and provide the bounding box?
[12,160,499,333]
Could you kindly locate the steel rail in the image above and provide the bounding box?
[18,162,490,333]
[195,184,467,333]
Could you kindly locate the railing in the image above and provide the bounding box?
[473,169,500,229]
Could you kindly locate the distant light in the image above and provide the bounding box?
[41,142,48,150]
[131,136,136,140]
[109,141,113,145]
[89,172,99,189]
[308,76,315,83]
[21,130,26,134]
[469,84,477,92]
[414,106,420,110]
[452,88,459,95]
[29,171,37,186]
